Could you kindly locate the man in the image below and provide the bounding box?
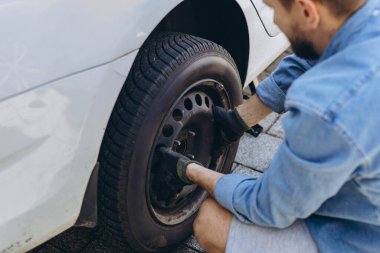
[162,0,380,252]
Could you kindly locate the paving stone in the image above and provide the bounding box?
[29,244,64,253]
[268,113,286,138]
[257,112,280,133]
[48,227,96,252]
[232,164,263,178]
[80,236,127,253]
[235,133,282,172]
[183,235,205,253]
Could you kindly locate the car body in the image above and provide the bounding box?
[0,0,288,252]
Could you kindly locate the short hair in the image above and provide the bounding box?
[278,0,364,16]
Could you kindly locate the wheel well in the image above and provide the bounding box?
[152,0,250,84]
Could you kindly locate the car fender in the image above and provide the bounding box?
[0,0,182,101]
[0,50,138,253]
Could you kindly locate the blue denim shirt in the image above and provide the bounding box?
[214,1,380,252]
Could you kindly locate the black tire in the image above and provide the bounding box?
[98,33,243,252]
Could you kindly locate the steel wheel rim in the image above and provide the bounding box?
[147,79,232,226]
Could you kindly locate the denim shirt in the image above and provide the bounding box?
[214,1,380,252]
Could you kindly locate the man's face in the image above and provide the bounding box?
[264,0,321,60]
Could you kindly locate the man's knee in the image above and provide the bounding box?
[194,198,215,237]
[194,198,221,232]
[193,198,232,253]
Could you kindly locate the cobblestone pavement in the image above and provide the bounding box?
[30,50,291,253]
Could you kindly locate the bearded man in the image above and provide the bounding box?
[163,0,380,252]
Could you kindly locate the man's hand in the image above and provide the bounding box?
[212,106,250,156]
[153,148,203,203]
[158,147,198,185]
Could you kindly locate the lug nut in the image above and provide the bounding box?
[188,131,196,137]
[174,140,181,146]
[215,83,225,91]
[187,154,195,159]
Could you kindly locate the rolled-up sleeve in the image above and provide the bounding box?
[256,55,317,113]
[214,108,364,228]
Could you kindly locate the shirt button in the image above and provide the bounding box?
[373,9,380,16]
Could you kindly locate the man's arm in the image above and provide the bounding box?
[212,54,316,149]
[214,109,364,228]
[186,54,317,215]
[215,54,315,128]
[256,54,317,113]
[187,108,363,229]
[186,94,272,196]
[186,163,223,198]
[236,94,272,127]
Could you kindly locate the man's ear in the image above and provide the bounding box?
[294,0,320,30]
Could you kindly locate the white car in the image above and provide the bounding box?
[0,0,288,252]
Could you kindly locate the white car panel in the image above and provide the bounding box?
[0,0,181,101]
[241,0,289,86]
[0,50,138,253]
[250,0,282,37]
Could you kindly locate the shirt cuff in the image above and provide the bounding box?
[214,174,252,213]
[256,75,286,113]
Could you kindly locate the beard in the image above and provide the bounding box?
[289,32,320,60]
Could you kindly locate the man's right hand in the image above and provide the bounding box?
[153,148,203,203]
[158,147,195,185]
[212,106,250,156]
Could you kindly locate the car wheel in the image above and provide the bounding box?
[98,32,243,252]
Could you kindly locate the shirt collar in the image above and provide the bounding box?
[320,0,380,61]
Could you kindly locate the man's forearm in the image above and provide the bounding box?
[236,94,272,127]
[186,163,224,198]
[186,95,272,195]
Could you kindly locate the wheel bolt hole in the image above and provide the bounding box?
[172,109,183,121]
[195,94,202,106]
[205,97,210,108]
[184,98,193,110]
[162,125,174,137]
